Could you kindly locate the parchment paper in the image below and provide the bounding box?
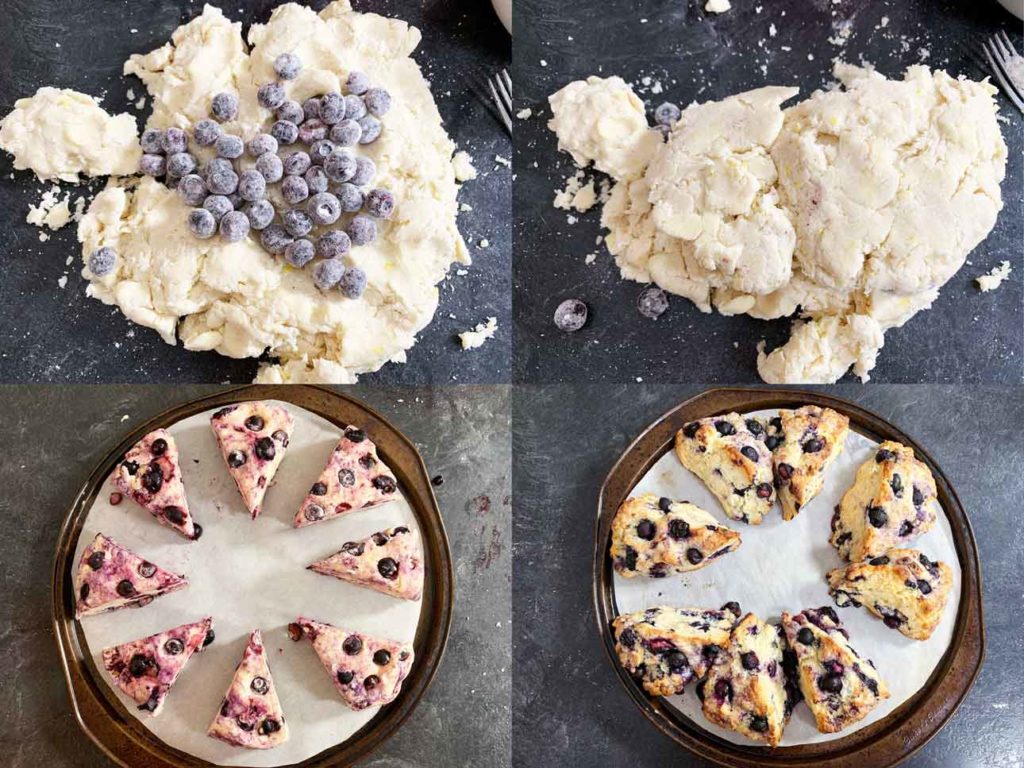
[74,400,423,766]
[612,409,961,746]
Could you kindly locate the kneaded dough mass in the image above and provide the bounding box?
[547,66,1007,383]
[77,1,469,383]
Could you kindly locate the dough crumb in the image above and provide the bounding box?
[517,107,532,119]
[705,0,731,13]
[554,170,599,213]
[453,151,477,181]
[976,261,1012,292]
[458,317,498,349]
[494,154,511,168]
[27,185,73,230]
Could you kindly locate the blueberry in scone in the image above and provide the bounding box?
[610,493,741,577]
[288,618,414,711]
[830,441,937,562]
[74,533,188,618]
[210,401,295,519]
[765,405,850,521]
[827,548,952,641]
[698,613,797,747]
[208,630,289,749]
[101,617,213,715]
[674,413,775,524]
[611,603,742,696]
[307,526,424,601]
[781,607,890,733]
[112,429,200,539]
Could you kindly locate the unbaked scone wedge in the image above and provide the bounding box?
[208,630,288,749]
[610,493,741,577]
[765,405,849,520]
[308,526,424,600]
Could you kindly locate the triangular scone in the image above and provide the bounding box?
[827,549,952,641]
[830,441,937,562]
[101,617,214,715]
[210,402,295,519]
[699,613,795,747]
[765,405,849,521]
[293,426,399,528]
[610,493,741,577]
[111,429,199,539]
[208,630,289,749]
[289,618,415,711]
[674,413,775,524]
[308,526,424,600]
[611,603,742,696]
[781,607,889,733]
[74,533,188,618]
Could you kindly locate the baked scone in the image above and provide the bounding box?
[611,603,742,696]
[781,607,889,733]
[827,549,952,640]
[111,429,200,539]
[208,630,289,749]
[308,526,424,601]
[674,413,775,524]
[210,402,295,519]
[74,533,188,618]
[289,618,415,711]
[294,426,399,528]
[830,441,937,561]
[765,406,850,520]
[698,613,794,747]
[101,617,213,715]
[610,493,741,577]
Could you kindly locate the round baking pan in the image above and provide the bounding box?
[592,387,984,768]
[52,384,454,768]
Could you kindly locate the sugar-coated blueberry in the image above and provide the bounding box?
[139,154,166,177]
[88,246,117,276]
[298,118,327,144]
[219,210,250,243]
[255,152,284,183]
[276,99,304,125]
[346,71,370,95]
[281,175,309,205]
[316,229,350,259]
[304,165,329,193]
[216,134,244,159]
[282,208,313,238]
[346,214,377,246]
[553,299,588,332]
[244,200,275,230]
[284,238,315,267]
[203,194,233,221]
[308,139,335,166]
[363,87,391,116]
[302,97,322,122]
[344,94,367,121]
[357,115,382,144]
[364,188,394,219]
[237,169,267,201]
[351,156,376,186]
[274,52,301,80]
[329,119,362,147]
[140,129,164,154]
[283,150,311,176]
[271,120,299,145]
[246,133,278,157]
[313,258,345,290]
[188,207,217,239]
[166,152,197,177]
[654,102,682,127]
[210,92,239,122]
[323,150,356,182]
[177,173,208,206]
[207,166,239,195]
[161,127,188,155]
[338,266,367,298]
[320,92,345,124]
[307,192,341,225]
[260,224,293,255]
[336,183,363,212]
[192,119,221,147]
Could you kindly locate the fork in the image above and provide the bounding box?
[982,30,1024,114]
[487,68,513,134]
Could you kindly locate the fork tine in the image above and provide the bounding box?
[983,41,1024,114]
[990,32,1012,62]
[495,71,513,112]
[489,77,513,134]
[501,68,512,94]
[999,29,1020,59]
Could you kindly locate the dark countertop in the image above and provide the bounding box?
[512,0,1023,384]
[0,0,511,384]
[0,384,511,767]
[512,384,1023,767]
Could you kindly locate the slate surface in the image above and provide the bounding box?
[512,384,1023,767]
[512,0,1023,384]
[0,385,511,767]
[0,0,511,384]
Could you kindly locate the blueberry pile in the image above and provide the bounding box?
[135,53,395,297]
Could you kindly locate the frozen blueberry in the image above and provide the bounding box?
[553,299,588,332]
[344,94,367,121]
[201,157,233,180]
[346,70,370,95]
[317,229,350,259]
[140,129,164,154]
[363,87,391,116]
[255,152,284,183]
[139,153,166,177]
[88,246,117,276]
[276,99,304,125]
[188,207,217,239]
[302,97,322,122]
[307,192,341,225]
[271,119,299,145]
[258,82,286,110]
[338,266,367,298]
[336,183,364,213]
[216,134,244,159]
[219,210,251,243]
[204,194,233,221]
[313,258,345,290]
[637,286,668,319]
[324,150,356,182]
[283,150,311,176]
[281,175,309,205]
[160,127,187,155]
[274,52,302,80]
[308,138,335,166]
[247,133,278,157]
[207,166,239,195]
[346,214,376,246]
[193,119,221,147]
[351,156,375,186]
[284,238,315,267]
[304,165,329,193]
[329,119,361,146]
[654,101,682,127]
[210,92,239,122]
[236,169,266,202]
[260,224,293,255]
[298,118,328,144]
[177,173,208,206]
[244,200,275,230]
[167,151,197,177]
[283,208,314,238]
[364,188,395,219]
[320,92,345,124]
[357,115,382,144]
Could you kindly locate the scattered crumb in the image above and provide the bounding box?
[540,59,548,67]
[584,253,597,265]
[452,151,477,181]
[478,238,490,248]
[554,169,598,213]
[459,202,473,212]
[458,317,498,350]
[27,185,73,230]
[705,0,731,13]
[494,154,511,168]
[976,261,1012,292]
[57,275,68,289]
[516,107,532,119]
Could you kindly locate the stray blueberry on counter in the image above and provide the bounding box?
[346,214,377,246]
[320,92,345,124]
[276,99,304,125]
[284,238,315,267]
[140,129,164,154]
[219,210,250,243]
[364,188,394,219]
[350,156,376,186]
[637,286,669,319]
[88,246,117,276]
[237,169,267,202]
[210,91,239,122]
[167,151,197,177]
[317,229,351,258]
[283,150,311,176]
[302,96,322,121]
[255,152,284,183]
[204,194,233,221]
[161,127,188,155]
[257,82,286,110]
[139,154,166,177]
[193,119,221,147]
[283,208,314,238]
[207,166,239,196]
[304,165,329,193]
[344,94,367,121]
[357,115,382,144]
[178,174,208,206]
[329,119,361,146]
[215,134,244,159]
[246,133,278,157]
[308,139,335,166]
[346,71,370,95]
[363,87,391,116]
[336,183,364,212]
[271,119,299,145]
[188,208,217,239]
[281,175,310,205]
[654,102,682,127]
[244,200,275,230]
[298,118,328,144]
[313,258,345,290]
[260,224,293,255]
[553,298,588,332]
[274,52,302,80]
[338,266,367,299]
[307,192,342,225]
[324,150,356,182]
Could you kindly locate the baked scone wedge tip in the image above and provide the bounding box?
[210,402,295,519]
[294,425,399,528]
[308,525,424,600]
[74,533,188,618]
[112,428,200,539]
[288,618,415,711]
[208,629,289,749]
[101,616,214,715]
[827,548,952,640]
[674,413,775,524]
[610,493,741,577]
[765,405,850,521]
